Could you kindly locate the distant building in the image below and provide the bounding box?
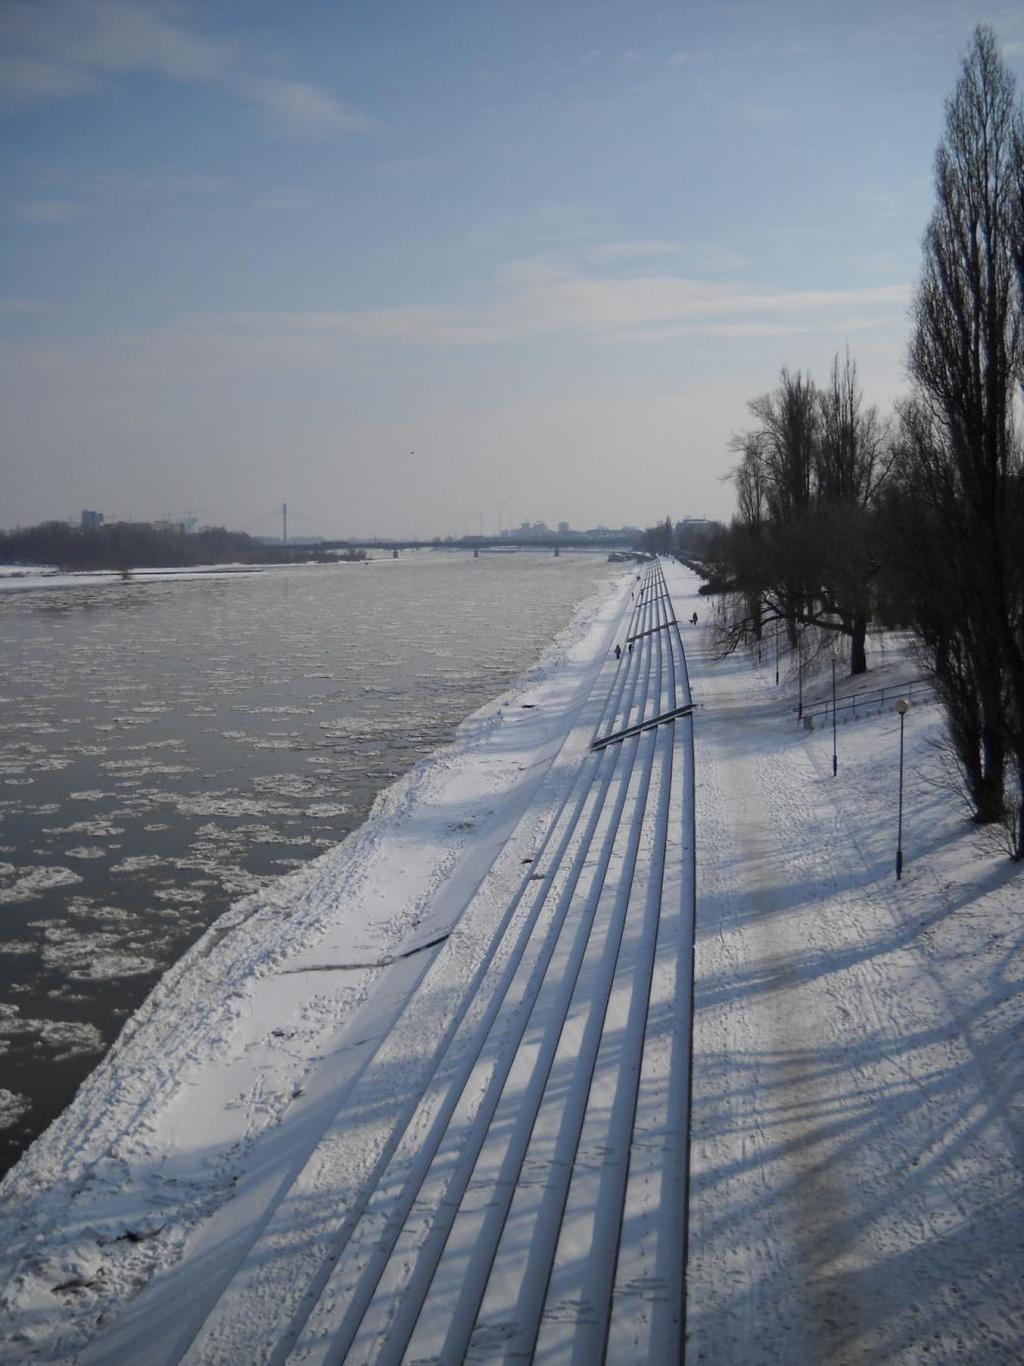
[492,521,637,545]
[81,509,104,531]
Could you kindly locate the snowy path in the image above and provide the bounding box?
[4,560,696,1364]
[685,611,1024,1363]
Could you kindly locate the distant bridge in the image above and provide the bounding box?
[320,534,640,552]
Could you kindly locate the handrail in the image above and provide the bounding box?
[800,674,934,721]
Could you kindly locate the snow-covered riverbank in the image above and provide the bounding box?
[0,565,633,1359]
[0,564,272,593]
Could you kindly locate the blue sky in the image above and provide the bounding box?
[2,1,1023,538]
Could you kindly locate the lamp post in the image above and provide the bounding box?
[775,617,780,686]
[797,626,804,720]
[895,698,909,880]
[830,637,839,776]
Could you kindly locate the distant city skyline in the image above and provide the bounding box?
[52,505,658,543]
[3,1,1023,536]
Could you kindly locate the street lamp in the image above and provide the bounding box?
[895,698,910,880]
[775,617,780,687]
[797,626,804,720]
[830,637,839,777]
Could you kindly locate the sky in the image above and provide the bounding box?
[2,1,1023,540]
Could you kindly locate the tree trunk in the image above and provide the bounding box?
[850,615,868,676]
[976,724,1006,824]
[748,593,763,641]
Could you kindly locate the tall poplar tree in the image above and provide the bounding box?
[900,25,1024,839]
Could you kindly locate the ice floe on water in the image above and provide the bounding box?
[109,855,168,875]
[38,927,159,981]
[154,888,205,904]
[0,1090,30,1131]
[0,867,83,904]
[46,819,125,837]
[101,759,192,775]
[173,794,293,818]
[0,1006,103,1061]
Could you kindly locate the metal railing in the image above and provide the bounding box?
[800,674,934,724]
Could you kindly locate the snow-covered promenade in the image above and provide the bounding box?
[686,607,1024,1362]
[2,558,1022,1363]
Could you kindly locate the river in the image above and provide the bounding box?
[0,550,615,1174]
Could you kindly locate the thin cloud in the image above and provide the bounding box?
[177,260,911,352]
[0,0,366,137]
[236,76,368,136]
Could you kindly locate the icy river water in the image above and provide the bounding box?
[0,550,613,1174]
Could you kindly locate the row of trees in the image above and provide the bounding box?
[1,520,263,570]
[638,517,676,555]
[709,27,1024,855]
[720,351,889,674]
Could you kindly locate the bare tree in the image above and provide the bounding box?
[639,516,675,555]
[749,368,818,523]
[718,356,891,673]
[814,351,891,671]
[816,350,890,507]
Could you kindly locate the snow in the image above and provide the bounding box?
[686,591,1024,1363]
[0,561,1021,1363]
[0,565,269,594]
